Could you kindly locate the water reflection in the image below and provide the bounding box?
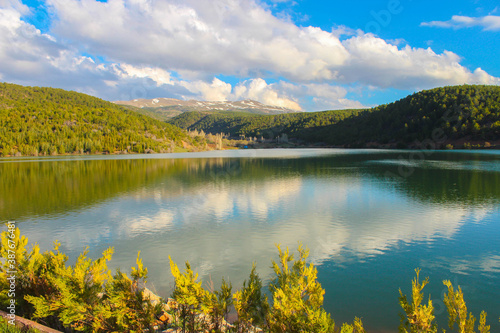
[1,149,499,332]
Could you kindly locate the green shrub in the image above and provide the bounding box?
[442,280,490,333]
[267,243,336,332]
[399,269,491,333]
[206,277,233,332]
[233,263,269,332]
[399,268,437,333]
[169,256,210,332]
[0,227,163,332]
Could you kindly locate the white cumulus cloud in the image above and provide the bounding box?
[181,77,233,102]
[1,0,499,111]
[232,78,302,110]
[44,0,499,89]
[422,15,500,31]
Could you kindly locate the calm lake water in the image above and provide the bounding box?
[1,149,499,332]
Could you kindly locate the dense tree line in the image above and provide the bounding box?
[169,85,500,148]
[322,84,500,147]
[168,109,364,141]
[0,83,206,157]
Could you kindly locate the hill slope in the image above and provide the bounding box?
[322,84,500,147]
[0,83,205,157]
[169,85,500,148]
[168,108,366,141]
[114,98,301,120]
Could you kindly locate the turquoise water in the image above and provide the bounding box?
[1,149,499,332]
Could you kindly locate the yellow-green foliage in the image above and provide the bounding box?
[1,228,495,333]
[169,257,235,333]
[399,268,437,333]
[206,277,233,332]
[442,280,490,333]
[340,317,366,333]
[169,256,210,332]
[399,269,491,333]
[267,243,336,333]
[0,227,163,332]
[0,226,51,319]
[233,263,269,332]
[25,246,114,331]
[101,253,163,332]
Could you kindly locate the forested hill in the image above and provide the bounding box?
[323,84,500,147]
[168,109,366,140]
[169,85,500,148]
[0,83,205,157]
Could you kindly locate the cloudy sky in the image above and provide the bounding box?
[1,0,499,111]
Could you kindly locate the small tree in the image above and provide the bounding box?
[169,256,209,333]
[399,268,437,333]
[25,246,114,332]
[442,280,490,333]
[233,263,269,332]
[267,243,335,333]
[103,252,164,332]
[206,277,233,332]
[340,317,366,333]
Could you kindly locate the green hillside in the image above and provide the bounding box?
[0,83,206,157]
[169,85,500,148]
[2,83,497,156]
[169,108,365,140]
[323,84,500,147]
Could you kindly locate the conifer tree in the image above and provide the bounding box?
[267,243,336,333]
[169,256,209,333]
[442,280,490,333]
[206,277,233,332]
[398,268,437,333]
[1,227,163,332]
[233,263,269,332]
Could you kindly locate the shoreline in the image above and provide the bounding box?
[0,143,498,159]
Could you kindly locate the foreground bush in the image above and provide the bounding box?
[0,227,164,332]
[398,268,492,333]
[169,244,364,333]
[1,227,497,332]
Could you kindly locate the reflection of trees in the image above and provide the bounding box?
[363,151,500,206]
[2,151,499,221]
[0,158,185,220]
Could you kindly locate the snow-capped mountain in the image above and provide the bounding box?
[114,98,301,115]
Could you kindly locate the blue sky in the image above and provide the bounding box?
[0,0,499,111]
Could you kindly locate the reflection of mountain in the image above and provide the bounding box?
[15,150,499,301]
[0,158,181,220]
[0,155,274,220]
[3,150,499,222]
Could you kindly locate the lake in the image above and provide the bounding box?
[1,148,499,332]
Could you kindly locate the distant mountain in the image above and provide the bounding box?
[169,85,500,149]
[114,98,301,120]
[0,83,206,157]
